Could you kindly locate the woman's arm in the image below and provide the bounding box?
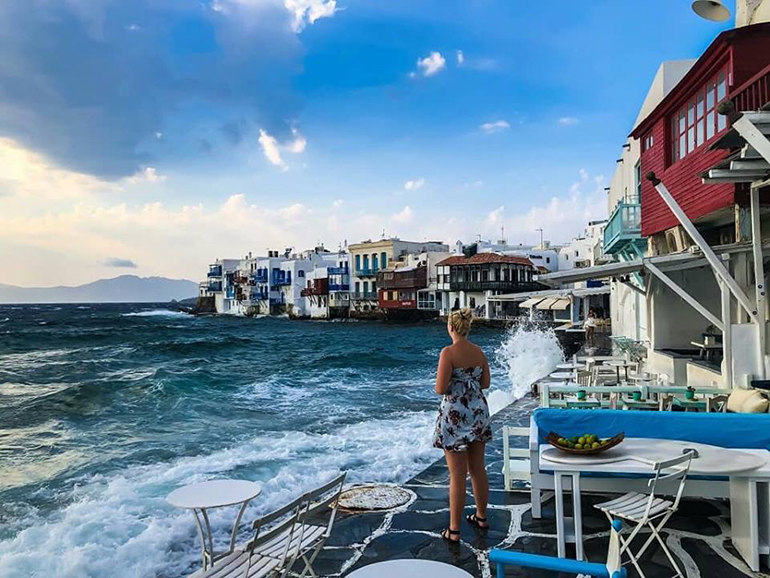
[480,355,491,390]
[435,347,453,394]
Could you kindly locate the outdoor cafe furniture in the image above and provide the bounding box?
[167,479,262,570]
[527,409,770,571]
[346,560,474,578]
[603,359,635,383]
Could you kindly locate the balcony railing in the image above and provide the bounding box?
[253,272,268,283]
[351,291,378,300]
[447,281,539,292]
[603,201,642,255]
[327,266,349,275]
[207,266,222,278]
[731,63,770,113]
[207,281,223,292]
[328,283,350,292]
[354,267,379,277]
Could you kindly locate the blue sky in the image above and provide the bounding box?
[0,0,734,285]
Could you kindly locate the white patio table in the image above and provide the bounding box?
[346,559,474,578]
[538,439,767,564]
[168,479,262,570]
[604,359,634,383]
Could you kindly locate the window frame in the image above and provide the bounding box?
[668,63,730,166]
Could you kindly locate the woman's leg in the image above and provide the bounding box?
[467,441,489,526]
[444,449,468,539]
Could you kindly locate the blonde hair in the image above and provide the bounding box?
[448,308,473,337]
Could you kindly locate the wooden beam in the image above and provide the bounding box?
[647,173,759,325]
[646,262,723,331]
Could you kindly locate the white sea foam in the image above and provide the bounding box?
[0,411,440,578]
[0,317,9,323]
[487,323,564,414]
[122,310,190,318]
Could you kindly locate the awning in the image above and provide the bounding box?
[490,285,609,303]
[550,298,571,310]
[536,298,558,310]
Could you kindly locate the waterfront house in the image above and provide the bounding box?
[348,238,449,319]
[376,250,450,319]
[299,250,350,319]
[435,250,540,318]
[204,258,241,314]
[539,21,770,390]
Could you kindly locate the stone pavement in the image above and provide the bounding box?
[314,396,765,577]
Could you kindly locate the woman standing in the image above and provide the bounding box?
[433,309,492,542]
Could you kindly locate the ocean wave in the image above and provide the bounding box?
[122,310,190,318]
[0,317,9,323]
[0,411,441,578]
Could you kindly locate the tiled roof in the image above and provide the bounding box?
[436,253,535,268]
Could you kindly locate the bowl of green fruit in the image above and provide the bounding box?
[546,431,625,455]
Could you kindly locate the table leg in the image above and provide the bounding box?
[230,499,252,554]
[201,508,215,568]
[730,477,760,572]
[554,473,566,558]
[571,473,584,561]
[192,508,211,570]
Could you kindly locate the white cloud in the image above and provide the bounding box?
[283,0,337,32]
[392,205,414,224]
[403,178,425,191]
[456,50,464,65]
[258,128,308,170]
[558,117,580,126]
[416,52,446,77]
[579,168,588,180]
[465,180,484,188]
[479,120,511,134]
[128,167,167,184]
[332,199,344,208]
[486,206,505,225]
[286,128,307,153]
[154,131,163,140]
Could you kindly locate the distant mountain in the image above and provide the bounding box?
[0,275,198,304]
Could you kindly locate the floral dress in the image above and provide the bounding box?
[433,366,492,452]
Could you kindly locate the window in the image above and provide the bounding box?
[298,270,305,278]
[642,132,654,151]
[363,255,369,270]
[372,254,378,270]
[372,281,376,292]
[355,255,361,271]
[363,281,369,293]
[381,252,387,268]
[634,161,642,202]
[546,257,550,264]
[670,65,729,164]
[470,297,476,308]
[355,281,360,293]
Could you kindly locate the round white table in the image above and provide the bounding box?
[347,560,474,578]
[557,362,586,370]
[168,480,262,570]
[549,371,574,380]
[539,438,768,561]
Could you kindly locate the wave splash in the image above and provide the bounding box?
[122,310,190,318]
[488,321,564,414]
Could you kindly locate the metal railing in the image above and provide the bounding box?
[351,291,378,300]
[328,283,350,292]
[327,266,349,275]
[354,268,379,277]
[207,267,222,277]
[207,282,222,292]
[603,201,642,254]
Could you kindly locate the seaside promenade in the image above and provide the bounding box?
[313,352,760,577]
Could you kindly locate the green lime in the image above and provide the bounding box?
[567,441,575,448]
[575,443,583,450]
[578,436,586,445]
[571,436,579,443]
[588,435,598,444]
[558,437,567,445]
[592,442,600,449]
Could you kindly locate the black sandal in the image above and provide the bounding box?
[466,513,489,529]
[441,528,460,542]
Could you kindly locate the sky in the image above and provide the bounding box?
[0,0,735,287]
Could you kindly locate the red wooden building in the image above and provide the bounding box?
[631,23,770,244]
[377,265,427,311]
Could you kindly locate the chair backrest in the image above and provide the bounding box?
[299,472,347,537]
[648,450,695,512]
[246,493,306,569]
[502,426,530,458]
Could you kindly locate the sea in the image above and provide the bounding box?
[0,304,564,578]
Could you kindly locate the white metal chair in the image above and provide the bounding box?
[191,494,306,578]
[502,425,531,491]
[283,472,346,578]
[593,450,695,578]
